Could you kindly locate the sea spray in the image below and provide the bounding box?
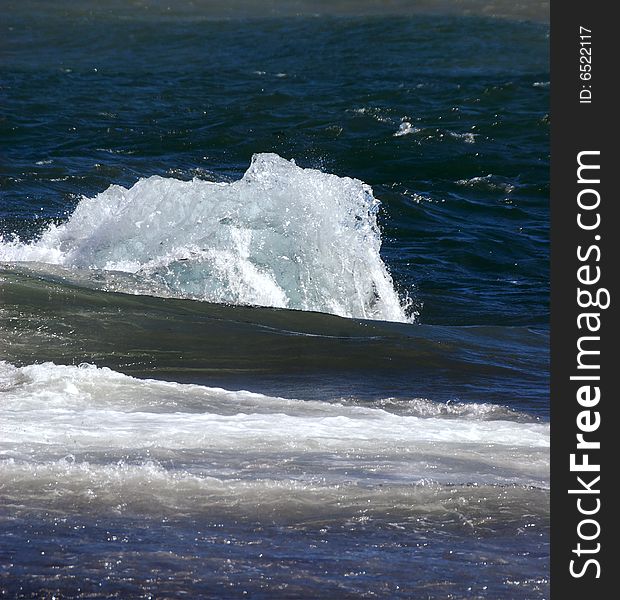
[0,154,411,322]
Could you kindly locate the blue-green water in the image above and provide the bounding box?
[1,3,549,598]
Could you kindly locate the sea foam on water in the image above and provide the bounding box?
[0,360,549,518]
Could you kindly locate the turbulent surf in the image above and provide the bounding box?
[1,154,410,322]
[1,4,549,598]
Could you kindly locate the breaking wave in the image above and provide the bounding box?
[0,154,410,322]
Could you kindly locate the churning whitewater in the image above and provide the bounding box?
[0,154,410,322]
[0,360,549,519]
[2,6,549,597]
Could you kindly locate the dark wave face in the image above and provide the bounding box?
[1,4,548,599]
[0,264,548,411]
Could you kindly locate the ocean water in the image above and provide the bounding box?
[1,2,549,598]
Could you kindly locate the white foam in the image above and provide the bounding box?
[0,361,550,517]
[0,361,549,483]
[393,121,420,137]
[448,131,477,144]
[0,154,410,322]
[1,456,549,520]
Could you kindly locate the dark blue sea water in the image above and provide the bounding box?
[1,2,549,598]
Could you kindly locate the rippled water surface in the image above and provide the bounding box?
[1,2,548,597]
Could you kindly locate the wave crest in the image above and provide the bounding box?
[0,154,410,322]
